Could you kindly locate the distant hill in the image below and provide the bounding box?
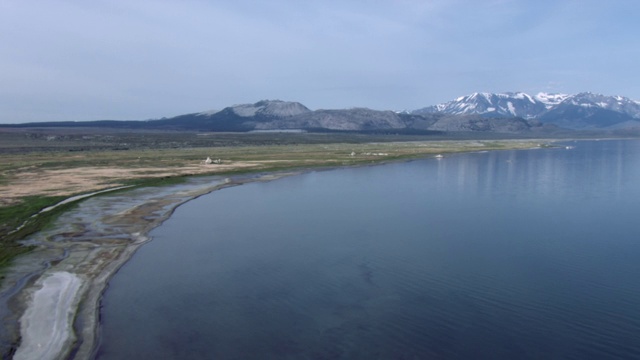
[138,100,312,131]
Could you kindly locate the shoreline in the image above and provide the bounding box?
[1,171,300,359]
[0,140,567,358]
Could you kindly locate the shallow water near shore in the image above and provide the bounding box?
[0,175,243,358]
[97,140,640,359]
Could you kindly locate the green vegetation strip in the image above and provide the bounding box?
[0,196,69,267]
[0,180,188,271]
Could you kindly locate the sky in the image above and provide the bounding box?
[1,0,640,123]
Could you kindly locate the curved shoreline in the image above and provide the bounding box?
[1,172,300,359]
[0,140,562,358]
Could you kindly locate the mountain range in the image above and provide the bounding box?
[4,92,640,134]
[413,92,640,129]
[150,100,554,134]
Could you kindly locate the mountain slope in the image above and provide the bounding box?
[562,92,640,117]
[413,92,548,119]
[226,100,311,118]
[538,92,640,129]
[539,103,634,129]
[258,108,406,131]
[149,100,311,131]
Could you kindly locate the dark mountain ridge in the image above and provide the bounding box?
[3,91,639,134]
[2,100,544,134]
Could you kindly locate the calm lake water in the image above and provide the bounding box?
[97,140,640,359]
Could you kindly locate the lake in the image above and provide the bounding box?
[96,140,640,359]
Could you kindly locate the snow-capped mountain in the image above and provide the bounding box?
[538,92,640,129]
[414,92,640,129]
[8,94,640,133]
[413,92,548,119]
[555,92,640,118]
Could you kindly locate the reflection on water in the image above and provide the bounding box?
[436,140,634,201]
[98,140,640,359]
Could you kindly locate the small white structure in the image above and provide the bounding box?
[203,157,223,165]
[350,152,356,157]
[434,154,443,159]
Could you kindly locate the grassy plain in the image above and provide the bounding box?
[0,128,547,267]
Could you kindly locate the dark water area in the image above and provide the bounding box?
[97,140,640,359]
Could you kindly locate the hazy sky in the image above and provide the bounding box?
[1,0,639,123]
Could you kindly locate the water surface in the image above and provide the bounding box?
[97,140,640,359]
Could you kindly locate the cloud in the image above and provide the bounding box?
[1,0,639,123]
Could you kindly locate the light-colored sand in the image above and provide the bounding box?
[0,162,265,206]
[13,272,83,360]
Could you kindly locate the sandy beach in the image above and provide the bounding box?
[13,272,82,360]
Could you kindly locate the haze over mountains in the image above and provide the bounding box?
[4,92,640,134]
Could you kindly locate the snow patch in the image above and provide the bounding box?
[524,93,536,103]
[534,92,570,108]
[507,102,516,115]
[197,109,219,116]
[232,104,260,117]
